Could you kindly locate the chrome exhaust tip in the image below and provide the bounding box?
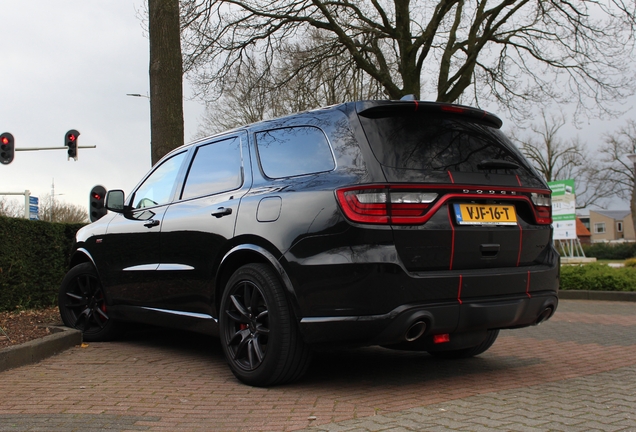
[405,321,427,342]
[535,307,554,325]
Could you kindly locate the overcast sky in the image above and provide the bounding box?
[1,1,633,214]
[0,1,204,212]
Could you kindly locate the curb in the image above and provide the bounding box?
[0,325,82,372]
[559,290,636,302]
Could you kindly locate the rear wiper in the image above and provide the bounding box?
[477,159,519,170]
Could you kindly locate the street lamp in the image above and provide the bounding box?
[127,93,151,165]
[126,93,150,99]
[51,179,64,222]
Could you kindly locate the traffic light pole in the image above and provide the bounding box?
[0,190,31,219]
[15,145,96,151]
[2,130,94,164]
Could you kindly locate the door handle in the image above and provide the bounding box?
[211,207,233,218]
[144,219,160,228]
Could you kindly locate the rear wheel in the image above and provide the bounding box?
[428,329,499,359]
[220,264,311,387]
[58,262,120,342]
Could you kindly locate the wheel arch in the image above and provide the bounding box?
[69,248,96,269]
[216,244,301,319]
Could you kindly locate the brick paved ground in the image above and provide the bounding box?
[0,299,635,431]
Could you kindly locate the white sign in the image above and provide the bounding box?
[548,179,576,240]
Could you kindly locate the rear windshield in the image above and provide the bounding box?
[358,112,532,175]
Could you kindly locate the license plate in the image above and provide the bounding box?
[453,203,517,225]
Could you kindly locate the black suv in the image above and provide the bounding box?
[59,100,559,386]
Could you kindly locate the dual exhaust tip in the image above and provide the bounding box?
[403,304,554,342]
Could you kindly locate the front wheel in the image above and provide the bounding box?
[219,264,311,387]
[58,262,120,342]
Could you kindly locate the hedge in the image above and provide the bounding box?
[2,214,635,311]
[560,263,636,292]
[582,242,636,260]
[0,216,85,311]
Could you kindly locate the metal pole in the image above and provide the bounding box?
[15,145,96,151]
[24,190,30,219]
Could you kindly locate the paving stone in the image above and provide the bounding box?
[1,300,636,431]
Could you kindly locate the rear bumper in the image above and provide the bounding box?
[299,291,558,345]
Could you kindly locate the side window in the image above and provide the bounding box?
[132,152,187,209]
[181,137,242,200]
[256,126,335,178]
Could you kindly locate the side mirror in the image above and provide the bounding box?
[105,190,126,213]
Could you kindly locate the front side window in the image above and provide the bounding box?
[256,126,335,178]
[181,137,243,200]
[132,152,186,209]
[617,222,623,233]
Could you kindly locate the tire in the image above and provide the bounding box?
[58,262,120,342]
[428,329,499,359]
[219,264,311,387]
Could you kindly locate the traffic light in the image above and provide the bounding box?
[89,185,108,222]
[65,129,80,161]
[0,132,15,165]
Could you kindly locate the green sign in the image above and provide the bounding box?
[548,179,576,240]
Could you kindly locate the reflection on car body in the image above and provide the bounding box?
[59,99,559,387]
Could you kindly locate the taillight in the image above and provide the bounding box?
[531,193,552,224]
[337,186,438,224]
[337,185,552,225]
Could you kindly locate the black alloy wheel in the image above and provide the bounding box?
[58,262,119,341]
[224,278,270,371]
[220,264,311,387]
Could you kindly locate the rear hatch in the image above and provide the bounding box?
[343,101,553,273]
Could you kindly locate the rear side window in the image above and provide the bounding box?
[256,126,335,178]
[359,113,530,173]
[181,137,242,200]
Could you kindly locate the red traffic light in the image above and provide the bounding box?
[0,132,15,165]
[89,185,108,222]
[65,129,80,160]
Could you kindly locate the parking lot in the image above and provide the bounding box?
[1,299,635,431]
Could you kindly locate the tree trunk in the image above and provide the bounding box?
[631,175,636,241]
[149,0,184,166]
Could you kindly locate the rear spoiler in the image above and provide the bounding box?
[356,100,503,129]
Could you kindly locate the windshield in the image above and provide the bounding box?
[359,113,533,176]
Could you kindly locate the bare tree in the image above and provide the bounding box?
[0,197,23,218]
[38,195,88,224]
[599,120,636,230]
[195,55,275,137]
[0,195,88,223]
[149,0,184,165]
[195,30,385,137]
[514,111,613,208]
[181,0,636,120]
[516,112,585,182]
